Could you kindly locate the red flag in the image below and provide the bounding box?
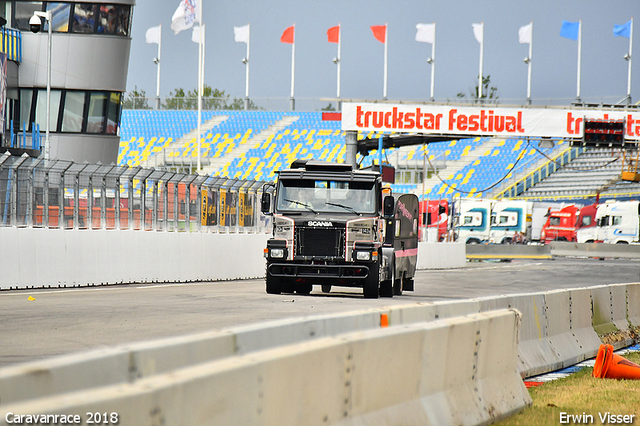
[327,25,339,43]
[281,25,294,44]
[371,25,386,43]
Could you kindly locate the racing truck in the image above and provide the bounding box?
[260,159,418,299]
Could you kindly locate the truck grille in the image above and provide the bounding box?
[296,227,344,257]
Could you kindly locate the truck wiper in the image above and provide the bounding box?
[325,202,358,214]
[283,199,317,213]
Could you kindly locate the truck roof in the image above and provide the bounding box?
[277,160,380,183]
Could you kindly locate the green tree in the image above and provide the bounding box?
[457,75,499,104]
[321,103,336,111]
[164,88,191,110]
[164,85,263,110]
[123,86,151,110]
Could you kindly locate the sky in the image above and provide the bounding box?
[126,0,639,109]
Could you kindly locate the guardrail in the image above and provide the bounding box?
[1,283,638,425]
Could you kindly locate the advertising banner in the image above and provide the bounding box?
[342,102,640,140]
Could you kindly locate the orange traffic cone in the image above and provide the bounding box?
[593,344,640,380]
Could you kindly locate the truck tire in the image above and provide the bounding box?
[379,259,394,298]
[266,274,282,294]
[295,282,312,294]
[393,272,403,296]
[363,263,380,299]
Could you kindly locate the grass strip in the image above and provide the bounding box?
[496,352,640,426]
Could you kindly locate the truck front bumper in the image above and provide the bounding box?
[267,262,371,280]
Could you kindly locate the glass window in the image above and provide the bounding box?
[115,5,130,36]
[71,3,95,33]
[34,89,61,132]
[96,4,116,34]
[550,217,560,226]
[61,91,85,132]
[582,216,592,227]
[86,92,106,133]
[19,89,34,131]
[106,92,120,134]
[44,3,70,32]
[612,216,622,226]
[14,1,42,31]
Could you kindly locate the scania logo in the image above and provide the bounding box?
[308,221,333,227]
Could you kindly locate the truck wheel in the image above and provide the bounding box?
[266,274,281,294]
[321,284,332,293]
[363,264,380,299]
[380,260,395,298]
[393,272,403,296]
[295,282,312,294]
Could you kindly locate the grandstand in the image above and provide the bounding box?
[118,109,639,201]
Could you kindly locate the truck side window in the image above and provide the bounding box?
[612,216,622,226]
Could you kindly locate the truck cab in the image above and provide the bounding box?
[595,200,640,244]
[540,205,580,244]
[456,199,495,244]
[489,200,533,244]
[261,160,418,299]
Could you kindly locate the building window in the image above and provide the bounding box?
[61,90,85,132]
[106,92,120,135]
[14,1,42,31]
[87,91,106,133]
[12,2,131,36]
[44,3,71,32]
[34,88,61,132]
[71,3,95,33]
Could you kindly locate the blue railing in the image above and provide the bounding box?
[9,121,41,151]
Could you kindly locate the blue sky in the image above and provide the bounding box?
[126,0,639,107]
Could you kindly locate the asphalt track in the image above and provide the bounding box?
[1,257,639,367]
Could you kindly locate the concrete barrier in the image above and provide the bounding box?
[550,241,640,259]
[416,242,466,269]
[465,243,552,259]
[0,228,269,289]
[0,229,466,289]
[0,310,531,426]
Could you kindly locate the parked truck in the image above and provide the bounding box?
[593,200,640,244]
[540,205,581,244]
[489,199,533,244]
[261,160,419,299]
[455,198,496,244]
[419,199,449,242]
[575,204,599,243]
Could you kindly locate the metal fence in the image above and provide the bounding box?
[0,152,271,233]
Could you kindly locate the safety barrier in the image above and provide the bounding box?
[0,228,464,289]
[466,242,640,260]
[0,310,530,426]
[1,282,638,421]
[0,228,269,289]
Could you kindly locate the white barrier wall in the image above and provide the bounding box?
[0,310,530,426]
[0,228,269,289]
[0,228,465,289]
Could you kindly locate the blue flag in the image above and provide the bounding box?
[560,20,580,40]
[613,20,632,38]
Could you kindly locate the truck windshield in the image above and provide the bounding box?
[276,179,376,215]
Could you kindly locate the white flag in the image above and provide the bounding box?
[191,25,203,43]
[472,23,483,44]
[145,25,161,44]
[415,23,435,44]
[234,24,250,44]
[519,22,532,44]
[171,0,198,35]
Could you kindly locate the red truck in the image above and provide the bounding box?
[540,204,598,244]
[419,200,449,242]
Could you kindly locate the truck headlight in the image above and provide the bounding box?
[355,251,371,261]
[270,248,285,258]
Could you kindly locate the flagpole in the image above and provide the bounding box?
[290,24,295,111]
[245,23,250,110]
[478,22,484,99]
[383,23,388,99]
[336,23,341,100]
[627,18,633,102]
[527,22,532,104]
[196,1,203,172]
[156,24,162,110]
[576,20,582,101]
[430,23,436,101]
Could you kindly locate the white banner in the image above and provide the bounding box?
[341,102,640,140]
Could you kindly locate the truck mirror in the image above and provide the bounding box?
[383,195,395,217]
[261,192,271,214]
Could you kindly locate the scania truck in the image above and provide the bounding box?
[261,160,419,299]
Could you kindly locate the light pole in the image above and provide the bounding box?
[30,10,52,161]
